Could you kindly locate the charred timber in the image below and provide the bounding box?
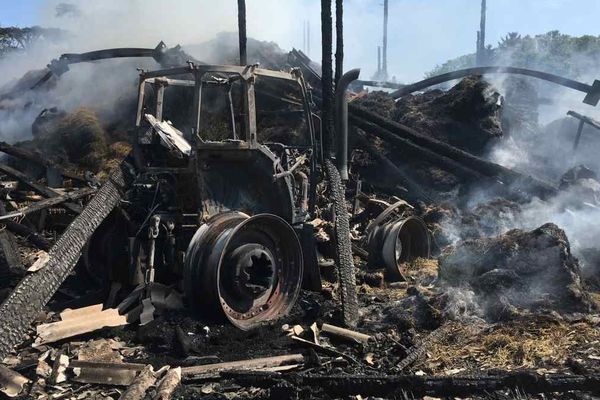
[0,163,82,214]
[2,221,51,251]
[355,131,434,203]
[0,201,50,250]
[0,163,132,360]
[350,114,489,182]
[237,0,247,65]
[0,141,85,183]
[0,187,96,221]
[349,104,558,199]
[321,0,334,156]
[224,370,600,397]
[334,0,343,86]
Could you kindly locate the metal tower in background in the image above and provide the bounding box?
[476,0,487,65]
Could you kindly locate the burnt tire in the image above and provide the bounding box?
[324,159,359,327]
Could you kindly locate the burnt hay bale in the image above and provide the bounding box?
[438,223,596,317]
[44,108,109,172]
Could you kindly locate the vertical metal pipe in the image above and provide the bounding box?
[238,0,247,65]
[335,69,360,180]
[334,0,344,86]
[321,0,334,156]
[382,0,388,77]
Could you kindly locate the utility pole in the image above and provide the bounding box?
[476,0,487,65]
[237,0,247,65]
[307,21,311,56]
[382,0,388,80]
[377,46,381,76]
[303,20,306,54]
[334,0,344,86]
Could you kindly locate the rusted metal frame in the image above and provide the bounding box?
[245,78,258,144]
[192,73,203,143]
[0,164,82,214]
[154,81,166,122]
[227,84,238,140]
[296,74,319,215]
[139,64,299,83]
[144,77,195,87]
[135,76,146,127]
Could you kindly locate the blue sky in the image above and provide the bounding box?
[2,0,600,81]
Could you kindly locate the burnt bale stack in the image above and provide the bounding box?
[438,223,596,319]
[392,76,503,155]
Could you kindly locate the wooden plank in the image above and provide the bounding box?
[60,303,104,320]
[35,308,129,346]
[0,364,29,398]
[181,354,305,377]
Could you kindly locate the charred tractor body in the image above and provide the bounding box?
[91,64,323,329]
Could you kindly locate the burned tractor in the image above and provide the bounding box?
[89,64,355,329]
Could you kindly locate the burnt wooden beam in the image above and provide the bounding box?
[224,370,600,398]
[237,0,247,65]
[349,103,558,199]
[0,164,132,360]
[0,141,85,183]
[0,163,82,214]
[321,0,334,156]
[0,200,50,250]
[0,187,95,221]
[334,0,343,86]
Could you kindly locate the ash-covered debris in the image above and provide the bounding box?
[439,223,597,320]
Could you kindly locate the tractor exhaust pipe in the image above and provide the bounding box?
[335,68,360,180]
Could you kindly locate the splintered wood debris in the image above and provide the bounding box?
[35,305,131,346]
